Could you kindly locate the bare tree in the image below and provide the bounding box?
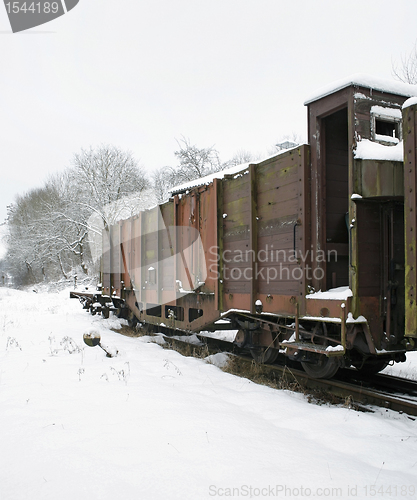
[152,137,226,199]
[5,145,152,285]
[6,185,64,285]
[152,167,174,204]
[69,145,149,221]
[65,145,152,273]
[172,137,223,184]
[227,149,260,167]
[392,42,417,85]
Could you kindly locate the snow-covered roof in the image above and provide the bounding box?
[403,96,417,109]
[304,74,417,105]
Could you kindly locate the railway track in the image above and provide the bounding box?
[200,336,417,417]
[116,325,417,418]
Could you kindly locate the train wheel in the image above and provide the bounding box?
[250,346,279,364]
[301,355,339,379]
[234,329,249,348]
[356,359,389,375]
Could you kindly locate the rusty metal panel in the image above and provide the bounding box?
[403,103,417,338]
[120,218,131,291]
[305,297,351,321]
[159,202,174,298]
[138,207,159,308]
[175,193,200,292]
[197,183,217,296]
[132,215,143,303]
[101,226,110,294]
[109,223,121,295]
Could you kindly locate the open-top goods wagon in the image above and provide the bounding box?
[72,76,417,378]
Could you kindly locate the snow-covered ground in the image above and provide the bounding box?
[1,287,417,500]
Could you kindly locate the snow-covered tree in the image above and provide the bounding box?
[227,149,260,167]
[6,145,152,285]
[152,137,227,200]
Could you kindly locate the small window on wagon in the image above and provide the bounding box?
[371,106,402,145]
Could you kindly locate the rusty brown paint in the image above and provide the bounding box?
[94,81,417,363]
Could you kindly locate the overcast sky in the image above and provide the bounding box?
[1,0,417,228]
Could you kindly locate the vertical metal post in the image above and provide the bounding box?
[341,303,346,349]
[215,179,224,312]
[249,164,258,314]
[295,302,300,342]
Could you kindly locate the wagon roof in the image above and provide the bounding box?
[304,73,417,105]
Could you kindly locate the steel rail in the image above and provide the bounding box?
[117,327,417,418]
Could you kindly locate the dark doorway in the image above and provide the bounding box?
[323,107,349,289]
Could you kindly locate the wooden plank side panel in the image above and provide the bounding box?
[217,146,310,316]
[403,103,417,337]
[198,184,218,295]
[255,149,305,303]
[222,173,251,295]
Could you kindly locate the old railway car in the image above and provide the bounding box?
[75,76,417,378]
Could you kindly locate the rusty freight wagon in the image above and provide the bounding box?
[72,75,417,379]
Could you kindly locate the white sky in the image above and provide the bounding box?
[1,0,417,225]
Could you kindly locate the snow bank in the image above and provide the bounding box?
[205,352,230,368]
[1,287,417,499]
